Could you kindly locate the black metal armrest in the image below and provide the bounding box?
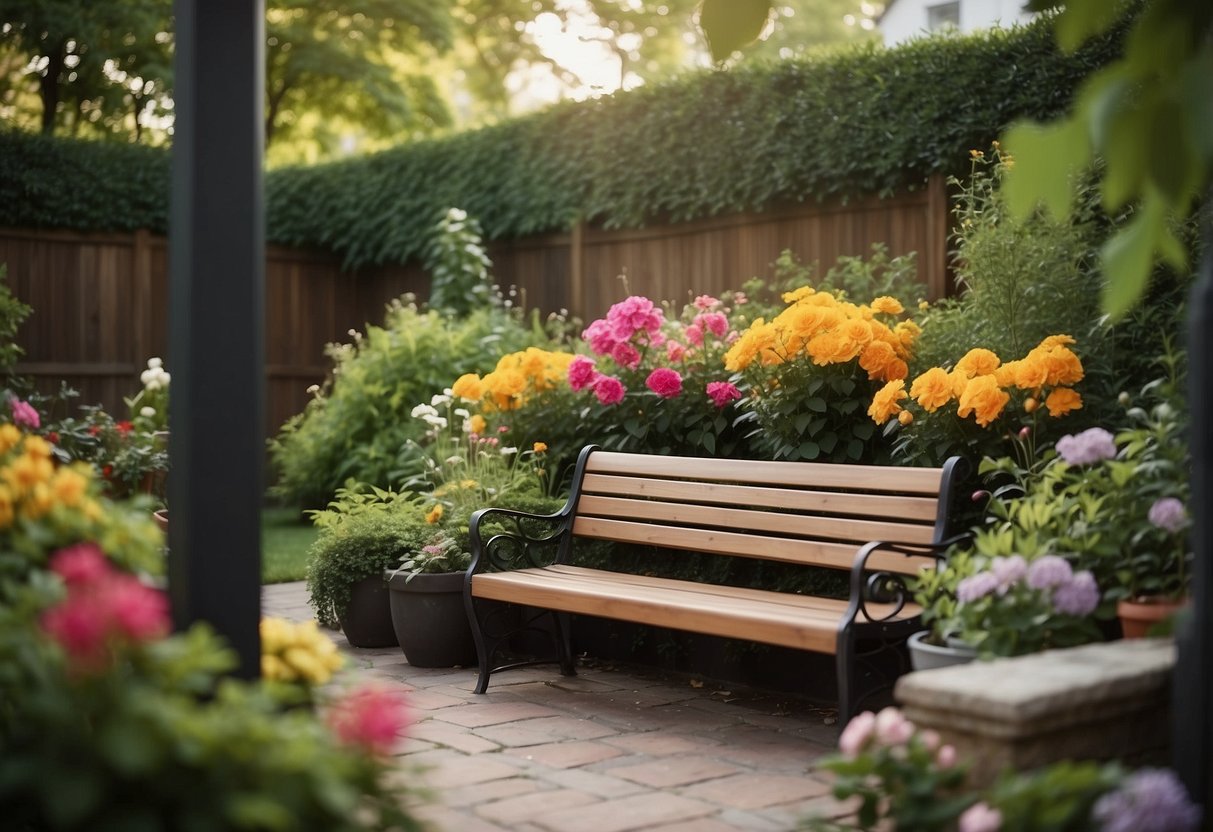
[467,505,573,578]
[842,533,973,626]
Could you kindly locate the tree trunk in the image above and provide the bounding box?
[39,40,67,134]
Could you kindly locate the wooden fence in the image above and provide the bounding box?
[0,174,948,443]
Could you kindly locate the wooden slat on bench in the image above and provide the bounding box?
[581,474,941,522]
[575,495,936,545]
[471,566,921,654]
[571,517,936,575]
[584,452,945,495]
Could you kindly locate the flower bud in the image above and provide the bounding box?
[971,490,990,503]
[1024,397,1038,413]
[1118,391,1131,406]
[898,410,914,426]
[1018,426,1030,440]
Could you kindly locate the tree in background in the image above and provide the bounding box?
[264,0,454,162]
[0,0,173,140]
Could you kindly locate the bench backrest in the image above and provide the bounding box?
[565,448,964,576]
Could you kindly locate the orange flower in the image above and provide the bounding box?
[859,341,896,380]
[452,373,484,401]
[956,375,1010,427]
[533,442,548,453]
[868,380,906,425]
[1044,388,1083,417]
[870,296,904,316]
[954,348,1001,378]
[910,367,953,412]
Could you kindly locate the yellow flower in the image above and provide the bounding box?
[918,300,930,311]
[1040,346,1084,386]
[867,379,906,425]
[0,485,13,528]
[781,286,815,304]
[954,348,1001,378]
[1039,334,1076,349]
[425,504,444,524]
[23,436,52,460]
[533,442,548,453]
[858,341,896,380]
[956,375,1010,427]
[839,318,874,348]
[885,358,909,381]
[22,482,54,519]
[452,373,484,401]
[468,414,487,435]
[459,479,478,489]
[262,654,292,682]
[1012,357,1049,391]
[0,424,20,456]
[898,410,914,426]
[870,296,904,316]
[909,367,953,412]
[1044,387,1083,417]
[51,467,88,507]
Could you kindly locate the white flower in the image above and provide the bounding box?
[453,408,470,419]
[147,357,163,369]
[447,208,467,222]
[500,446,518,456]
[140,406,156,418]
[445,455,464,465]
[422,415,448,430]
[160,372,170,386]
[146,379,162,392]
[411,403,437,419]
[140,369,155,386]
[306,384,320,395]
[431,393,451,407]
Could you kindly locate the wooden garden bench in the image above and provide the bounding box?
[464,445,967,722]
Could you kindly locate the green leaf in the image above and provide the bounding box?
[1002,118,1091,221]
[697,0,773,64]
[805,397,827,413]
[1100,195,1164,320]
[797,440,820,459]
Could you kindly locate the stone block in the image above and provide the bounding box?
[894,638,1174,786]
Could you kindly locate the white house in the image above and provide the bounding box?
[878,0,1037,46]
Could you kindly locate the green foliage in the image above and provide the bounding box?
[0,266,31,375]
[987,760,1125,832]
[46,405,169,500]
[0,20,1126,268]
[269,299,548,508]
[423,208,495,317]
[305,493,431,627]
[1005,0,1212,318]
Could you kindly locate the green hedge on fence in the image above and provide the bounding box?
[0,16,1125,270]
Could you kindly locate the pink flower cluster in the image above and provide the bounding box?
[40,543,170,672]
[10,397,39,429]
[706,381,742,409]
[1055,427,1116,465]
[568,356,628,405]
[582,296,666,358]
[326,684,411,756]
[838,706,957,768]
[645,368,683,398]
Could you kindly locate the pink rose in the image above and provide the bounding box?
[693,294,720,311]
[685,324,704,347]
[592,376,626,406]
[936,744,957,768]
[873,706,914,746]
[666,341,687,363]
[606,296,664,341]
[645,368,683,398]
[327,684,410,756]
[694,312,728,339]
[568,356,599,392]
[611,342,642,370]
[705,381,742,408]
[106,578,171,642]
[582,319,617,356]
[958,802,1003,832]
[49,543,112,586]
[838,710,876,758]
[10,398,39,429]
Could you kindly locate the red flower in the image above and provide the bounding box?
[88,426,102,436]
[47,431,59,444]
[116,421,134,434]
[102,465,113,479]
[327,685,410,756]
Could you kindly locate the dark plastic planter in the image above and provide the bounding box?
[337,575,398,648]
[386,571,476,667]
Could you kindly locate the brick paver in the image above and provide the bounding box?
[263,581,840,831]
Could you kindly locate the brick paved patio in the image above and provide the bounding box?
[262,582,851,831]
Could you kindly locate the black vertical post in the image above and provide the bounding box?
[1176,231,1213,816]
[168,0,265,677]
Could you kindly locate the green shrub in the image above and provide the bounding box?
[0,19,1127,269]
[269,299,553,508]
[0,266,31,376]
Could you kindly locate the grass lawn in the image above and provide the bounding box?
[262,507,318,584]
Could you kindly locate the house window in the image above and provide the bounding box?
[927,1,960,31]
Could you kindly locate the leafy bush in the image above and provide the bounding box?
[423,208,496,317]
[269,298,554,508]
[0,19,1126,268]
[0,427,423,830]
[0,265,31,375]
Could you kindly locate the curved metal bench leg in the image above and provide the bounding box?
[465,591,492,694]
[554,612,576,677]
[835,627,858,726]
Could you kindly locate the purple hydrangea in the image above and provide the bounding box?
[1027,555,1074,590]
[1093,768,1201,832]
[990,555,1027,595]
[1055,427,1117,465]
[1148,497,1188,534]
[1052,570,1100,617]
[956,572,1000,603]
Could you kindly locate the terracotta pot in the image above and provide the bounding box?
[907,630,977,671]
[386,570,476,667]
[1117,597,1186,639]
[153,509,169,536]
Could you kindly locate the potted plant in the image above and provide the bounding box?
[386,529,476,668]
[305,489,431,648]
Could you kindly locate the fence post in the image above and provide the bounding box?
[570,219,585,318]
[132,228,153,368]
